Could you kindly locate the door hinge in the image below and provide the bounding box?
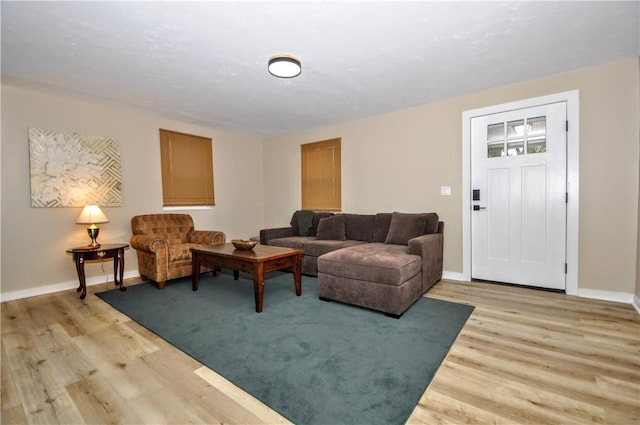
[566,120,569,132]
[565,263,568,274]
[566,192,569,203]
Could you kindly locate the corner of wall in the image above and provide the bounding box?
[636,56,640,304]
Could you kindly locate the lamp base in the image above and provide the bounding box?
[87,227,101,248]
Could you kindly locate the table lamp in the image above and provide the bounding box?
[76,205,109,247]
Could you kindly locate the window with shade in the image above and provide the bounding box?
[301,138,341,211]
[159,129,215,207]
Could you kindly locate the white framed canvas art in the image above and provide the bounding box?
[28,128,122,207]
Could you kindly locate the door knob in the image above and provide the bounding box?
[473,205,486,211]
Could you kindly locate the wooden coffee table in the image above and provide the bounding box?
[191,244,304,313]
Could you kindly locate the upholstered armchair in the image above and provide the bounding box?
[130,214,225,289]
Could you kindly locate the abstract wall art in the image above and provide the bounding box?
[29,128,122,207]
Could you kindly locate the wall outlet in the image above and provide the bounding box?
[440,186,451,196]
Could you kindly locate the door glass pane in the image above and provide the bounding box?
[487,123,504,158]
[507,139,524,156]
[506,120,525,156]
[507,120,525,138]
[526,116,546,154]
[487,123,504,142]
[527,116,546,136]
[488,142,504,158]
[528,136,546,154]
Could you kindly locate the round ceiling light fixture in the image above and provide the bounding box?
[268,54,302,78]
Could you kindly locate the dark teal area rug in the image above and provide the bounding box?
[97,272,474,425]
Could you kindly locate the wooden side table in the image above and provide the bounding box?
[66,243,129,299]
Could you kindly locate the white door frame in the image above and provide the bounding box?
[462,90,579,296]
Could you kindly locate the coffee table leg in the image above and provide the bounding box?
[192,253,201,291]
[294,253,302,296]
[252,264,265,313]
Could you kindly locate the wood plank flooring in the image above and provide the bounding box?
[1,278,638,424]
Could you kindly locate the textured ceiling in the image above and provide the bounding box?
[2,1,639,137]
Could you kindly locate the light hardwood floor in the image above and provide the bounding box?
[2,278,639,424]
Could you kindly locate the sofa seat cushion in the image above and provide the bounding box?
[318,243,421,286]
[302,239,367,257]
[269,236,317,250]
[168,243,210,262]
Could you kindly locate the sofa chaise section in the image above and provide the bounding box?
[261,211,444,317]
[318,220,444,317]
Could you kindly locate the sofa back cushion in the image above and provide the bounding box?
[384,212,440,245]
[423,213,440,234]
[131,214,194,245]
[373,213,393,242]
[311,212,336,236]
[316,215,347,240]
[344,214,375,242]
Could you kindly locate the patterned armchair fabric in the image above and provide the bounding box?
[130,214,225,289]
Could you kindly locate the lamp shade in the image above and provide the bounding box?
[268,54,302,78]
[76,205,109,224]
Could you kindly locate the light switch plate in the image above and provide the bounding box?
[440,186,451,196]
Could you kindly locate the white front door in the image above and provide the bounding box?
[471,102,567,290]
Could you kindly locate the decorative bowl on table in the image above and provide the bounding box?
[231,239,258,251]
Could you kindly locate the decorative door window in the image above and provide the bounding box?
[487,116,546,158]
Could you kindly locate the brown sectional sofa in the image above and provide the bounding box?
[260,211,443,317]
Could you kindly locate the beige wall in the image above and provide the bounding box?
[1,85,264,297]
[2,58,638,299]
[263,58,640,294]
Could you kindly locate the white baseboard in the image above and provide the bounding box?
[442,271,467,282]
[440,271,639,314]
[0,270,140,303]
[577,288,635,305]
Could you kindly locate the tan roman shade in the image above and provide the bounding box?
[159,129,215,207]
[301,137,341,211]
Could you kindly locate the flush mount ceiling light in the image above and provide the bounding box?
[268,54,302,78]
